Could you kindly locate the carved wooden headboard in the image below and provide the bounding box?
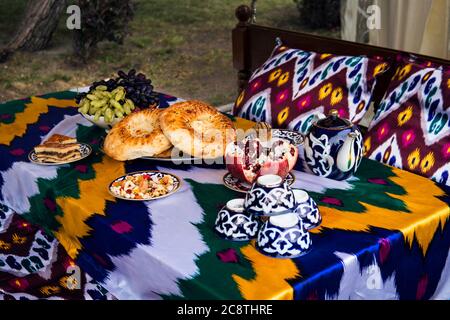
[231,4,449,107]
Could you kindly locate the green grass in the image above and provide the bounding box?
[0,0,339,104]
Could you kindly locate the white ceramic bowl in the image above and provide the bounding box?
[80,113,122,130]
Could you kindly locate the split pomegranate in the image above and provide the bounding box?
[225,137,298,184]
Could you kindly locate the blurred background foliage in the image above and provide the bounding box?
[294,0,340,29]
[0,0,339,105]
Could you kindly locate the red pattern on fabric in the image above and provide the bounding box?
[364,55,450,185]
[233,44,389,133]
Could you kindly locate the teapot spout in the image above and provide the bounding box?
[336,132,360,173]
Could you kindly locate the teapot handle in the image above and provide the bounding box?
[312,112,326,124]
[336,132,359,173]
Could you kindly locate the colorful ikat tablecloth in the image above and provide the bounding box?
[0,91,449,300]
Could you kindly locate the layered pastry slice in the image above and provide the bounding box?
[34,134,81,163]
[45,133,77,145]
[34,142,81,163]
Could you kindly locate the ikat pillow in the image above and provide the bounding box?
[232,44,389,134]
[364,56,450,185]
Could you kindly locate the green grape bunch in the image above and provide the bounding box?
[77,85,135,123]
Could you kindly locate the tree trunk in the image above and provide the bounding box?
[0,0,66,62]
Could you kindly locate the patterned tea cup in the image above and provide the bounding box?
[292,189,322,230]
[244,174,297,217]
[214,198,260,241]
[256,212,312,259]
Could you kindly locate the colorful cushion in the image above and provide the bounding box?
[364,55,450,185]
[232,44,389,134]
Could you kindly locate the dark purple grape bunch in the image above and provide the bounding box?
[91,78,118,91]
[75,69,159,109]
[116,69,159,109]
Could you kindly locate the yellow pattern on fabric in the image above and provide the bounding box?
[0,97,75,145]
[0,240,11,250]
[233,243,299,300]
[55,156,125,258]
[311,167,449,254]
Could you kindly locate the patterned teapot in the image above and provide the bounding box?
[304,109,363,180]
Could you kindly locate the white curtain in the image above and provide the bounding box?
[341,0,372,44]
[341,0,450,59]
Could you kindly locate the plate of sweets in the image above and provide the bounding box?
[29,134,92,165]
[108,171,181,201]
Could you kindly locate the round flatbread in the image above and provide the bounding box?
[104,108,172,161]
[159,100,236,159]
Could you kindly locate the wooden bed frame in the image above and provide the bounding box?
[231,4,450,108]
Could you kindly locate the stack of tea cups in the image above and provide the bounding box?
[215,174,321,259]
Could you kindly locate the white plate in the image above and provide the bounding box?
[108,171,182,201]
[223,172,295,193]
[272,129,304,145]
[139,148,203,162]
[29,143,92,165]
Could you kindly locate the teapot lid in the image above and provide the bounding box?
[315,109,352,130]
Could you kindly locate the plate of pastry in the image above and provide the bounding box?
[139,147,203,162]
[108,171,181,201]
[102,100,236,162]
[29,134,92,165]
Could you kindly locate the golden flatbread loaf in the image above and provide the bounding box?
[159,100,236,159]
[104,108,172,161]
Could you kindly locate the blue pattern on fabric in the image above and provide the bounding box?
[76,199,153,282]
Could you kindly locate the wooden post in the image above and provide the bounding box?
[232,5,252,93]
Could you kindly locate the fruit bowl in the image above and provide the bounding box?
[225,136,298,184]
[76,69,160,130]
[80,112,122,130]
